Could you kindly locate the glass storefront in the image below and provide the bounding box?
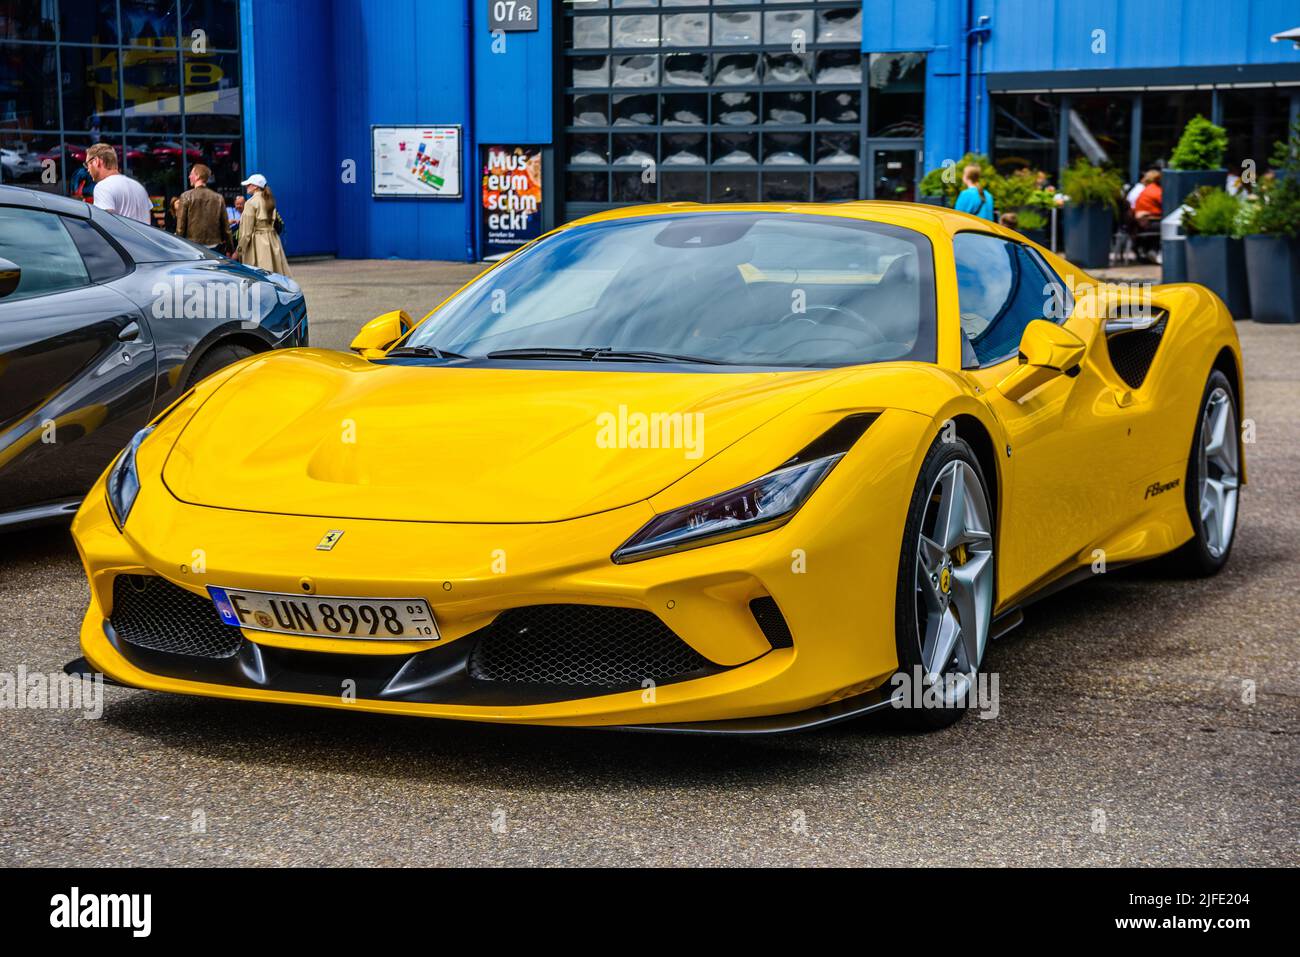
[994,87,1299,186]
[562,1,878,217]
[0,0,243,224]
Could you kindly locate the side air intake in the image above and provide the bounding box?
[1105,310,1168,389]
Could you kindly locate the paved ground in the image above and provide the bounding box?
[0,260,1295,866]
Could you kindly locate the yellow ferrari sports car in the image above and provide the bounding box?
[68,202,1244,732]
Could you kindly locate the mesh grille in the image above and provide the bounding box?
[111,575,243,659]
[1106,312,1168,389]
[467,604,711,688]
[750,597,794,648]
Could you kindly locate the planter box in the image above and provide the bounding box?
[1063,205,1113,268]
[1020,226,1049,247]
[1163,169,1225,216]
[1244,234,1300,324]
[1186,235,1251,318]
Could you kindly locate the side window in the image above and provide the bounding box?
[0,207,91,303]
[953,232,1054,367]
[62,218,131,284]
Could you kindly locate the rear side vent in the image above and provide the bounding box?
[1106,311,1168,389]
[750,597,794,648]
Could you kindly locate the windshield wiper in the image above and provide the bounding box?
[385,345,468,359]
[486,346,726,365]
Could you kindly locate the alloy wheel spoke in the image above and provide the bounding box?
[933,465,969,551]
[922,608,961,678]
[916,535,947,612]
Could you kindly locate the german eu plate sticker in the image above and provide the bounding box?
[207,586,240,627]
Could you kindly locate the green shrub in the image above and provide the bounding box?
[1182,186,1242,237]
[998,169,1056,211]
[1245,118,1300,238]
[1170,115,1228,171]
[1060,159,1124,214]
[1016,208,1048,231]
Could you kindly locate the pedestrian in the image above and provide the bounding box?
[954,164,994,220]
[1134,171,1162,229]
[177,163,233,253]
[1127,169,1159,208]
[84,143,151,224]
[235,174,290,275]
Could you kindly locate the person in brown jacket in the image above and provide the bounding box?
[177,164,233,253]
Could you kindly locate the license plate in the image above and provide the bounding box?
[207,586,439,641]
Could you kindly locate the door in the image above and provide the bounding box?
[868,143,922,202]
[0,205,157,511]
[951,231,1126,605]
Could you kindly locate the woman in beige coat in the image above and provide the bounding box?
[236,173,291,276]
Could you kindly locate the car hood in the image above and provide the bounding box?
[162,349,847,523]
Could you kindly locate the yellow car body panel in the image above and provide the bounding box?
[70,202,1245,729]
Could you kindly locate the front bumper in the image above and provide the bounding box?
[71,412,924,728]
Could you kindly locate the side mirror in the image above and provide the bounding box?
[0,257,21,299]
[996,320,1086,402]
[350,309,412,358]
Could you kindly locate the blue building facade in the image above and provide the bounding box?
[3,2,1294,260]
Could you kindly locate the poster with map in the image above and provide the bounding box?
[371,126,462,198]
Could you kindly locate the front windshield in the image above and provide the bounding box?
[407,212,936,367]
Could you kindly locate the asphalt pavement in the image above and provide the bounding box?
[0,260,1295,866]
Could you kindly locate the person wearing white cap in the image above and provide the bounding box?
[235,173,291,275]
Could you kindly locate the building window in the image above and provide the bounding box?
[0,0,243,225]
[1066,93,1131,171]
[1137,90,1211,170]
[1220,89,1294,176]
[991,92,1060,180]
[561,0,866,215]
[867,51,924,138]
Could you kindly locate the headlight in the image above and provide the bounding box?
[612,454,843,563]
[106,426,154,529]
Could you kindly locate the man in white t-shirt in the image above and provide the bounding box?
[85,143,152,224]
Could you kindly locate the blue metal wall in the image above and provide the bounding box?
[243,0,553,261]
[239,0,339,257]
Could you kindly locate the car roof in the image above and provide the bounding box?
[0,184,91,219]
[564,200,1025,243]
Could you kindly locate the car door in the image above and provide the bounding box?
[952,231,1127,606]
[0,204,157,514]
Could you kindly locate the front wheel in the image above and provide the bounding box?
[891,437,996,729]
[1167,369,1241,576]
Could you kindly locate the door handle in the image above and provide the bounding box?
[117,321,141,343]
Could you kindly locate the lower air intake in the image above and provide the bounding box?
[110,575,243,659]
[750,596,794,648]
[467,604,713,689]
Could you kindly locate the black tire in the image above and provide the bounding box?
[890,434,995,731]
[186,342,255,388]
[1165,368,1240,577]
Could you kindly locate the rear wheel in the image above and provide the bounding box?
[186,342,255,388]
[892,437,995,729]
[1168,369,1240,576]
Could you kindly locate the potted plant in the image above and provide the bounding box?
[1183,186,1251,318]
[1013,208,1050,246]
[1164,115,1228,216]
[995,168,1055,245]
[919,153,999,207]
[1241,119,1300,324]
[1060,159,1123,268]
